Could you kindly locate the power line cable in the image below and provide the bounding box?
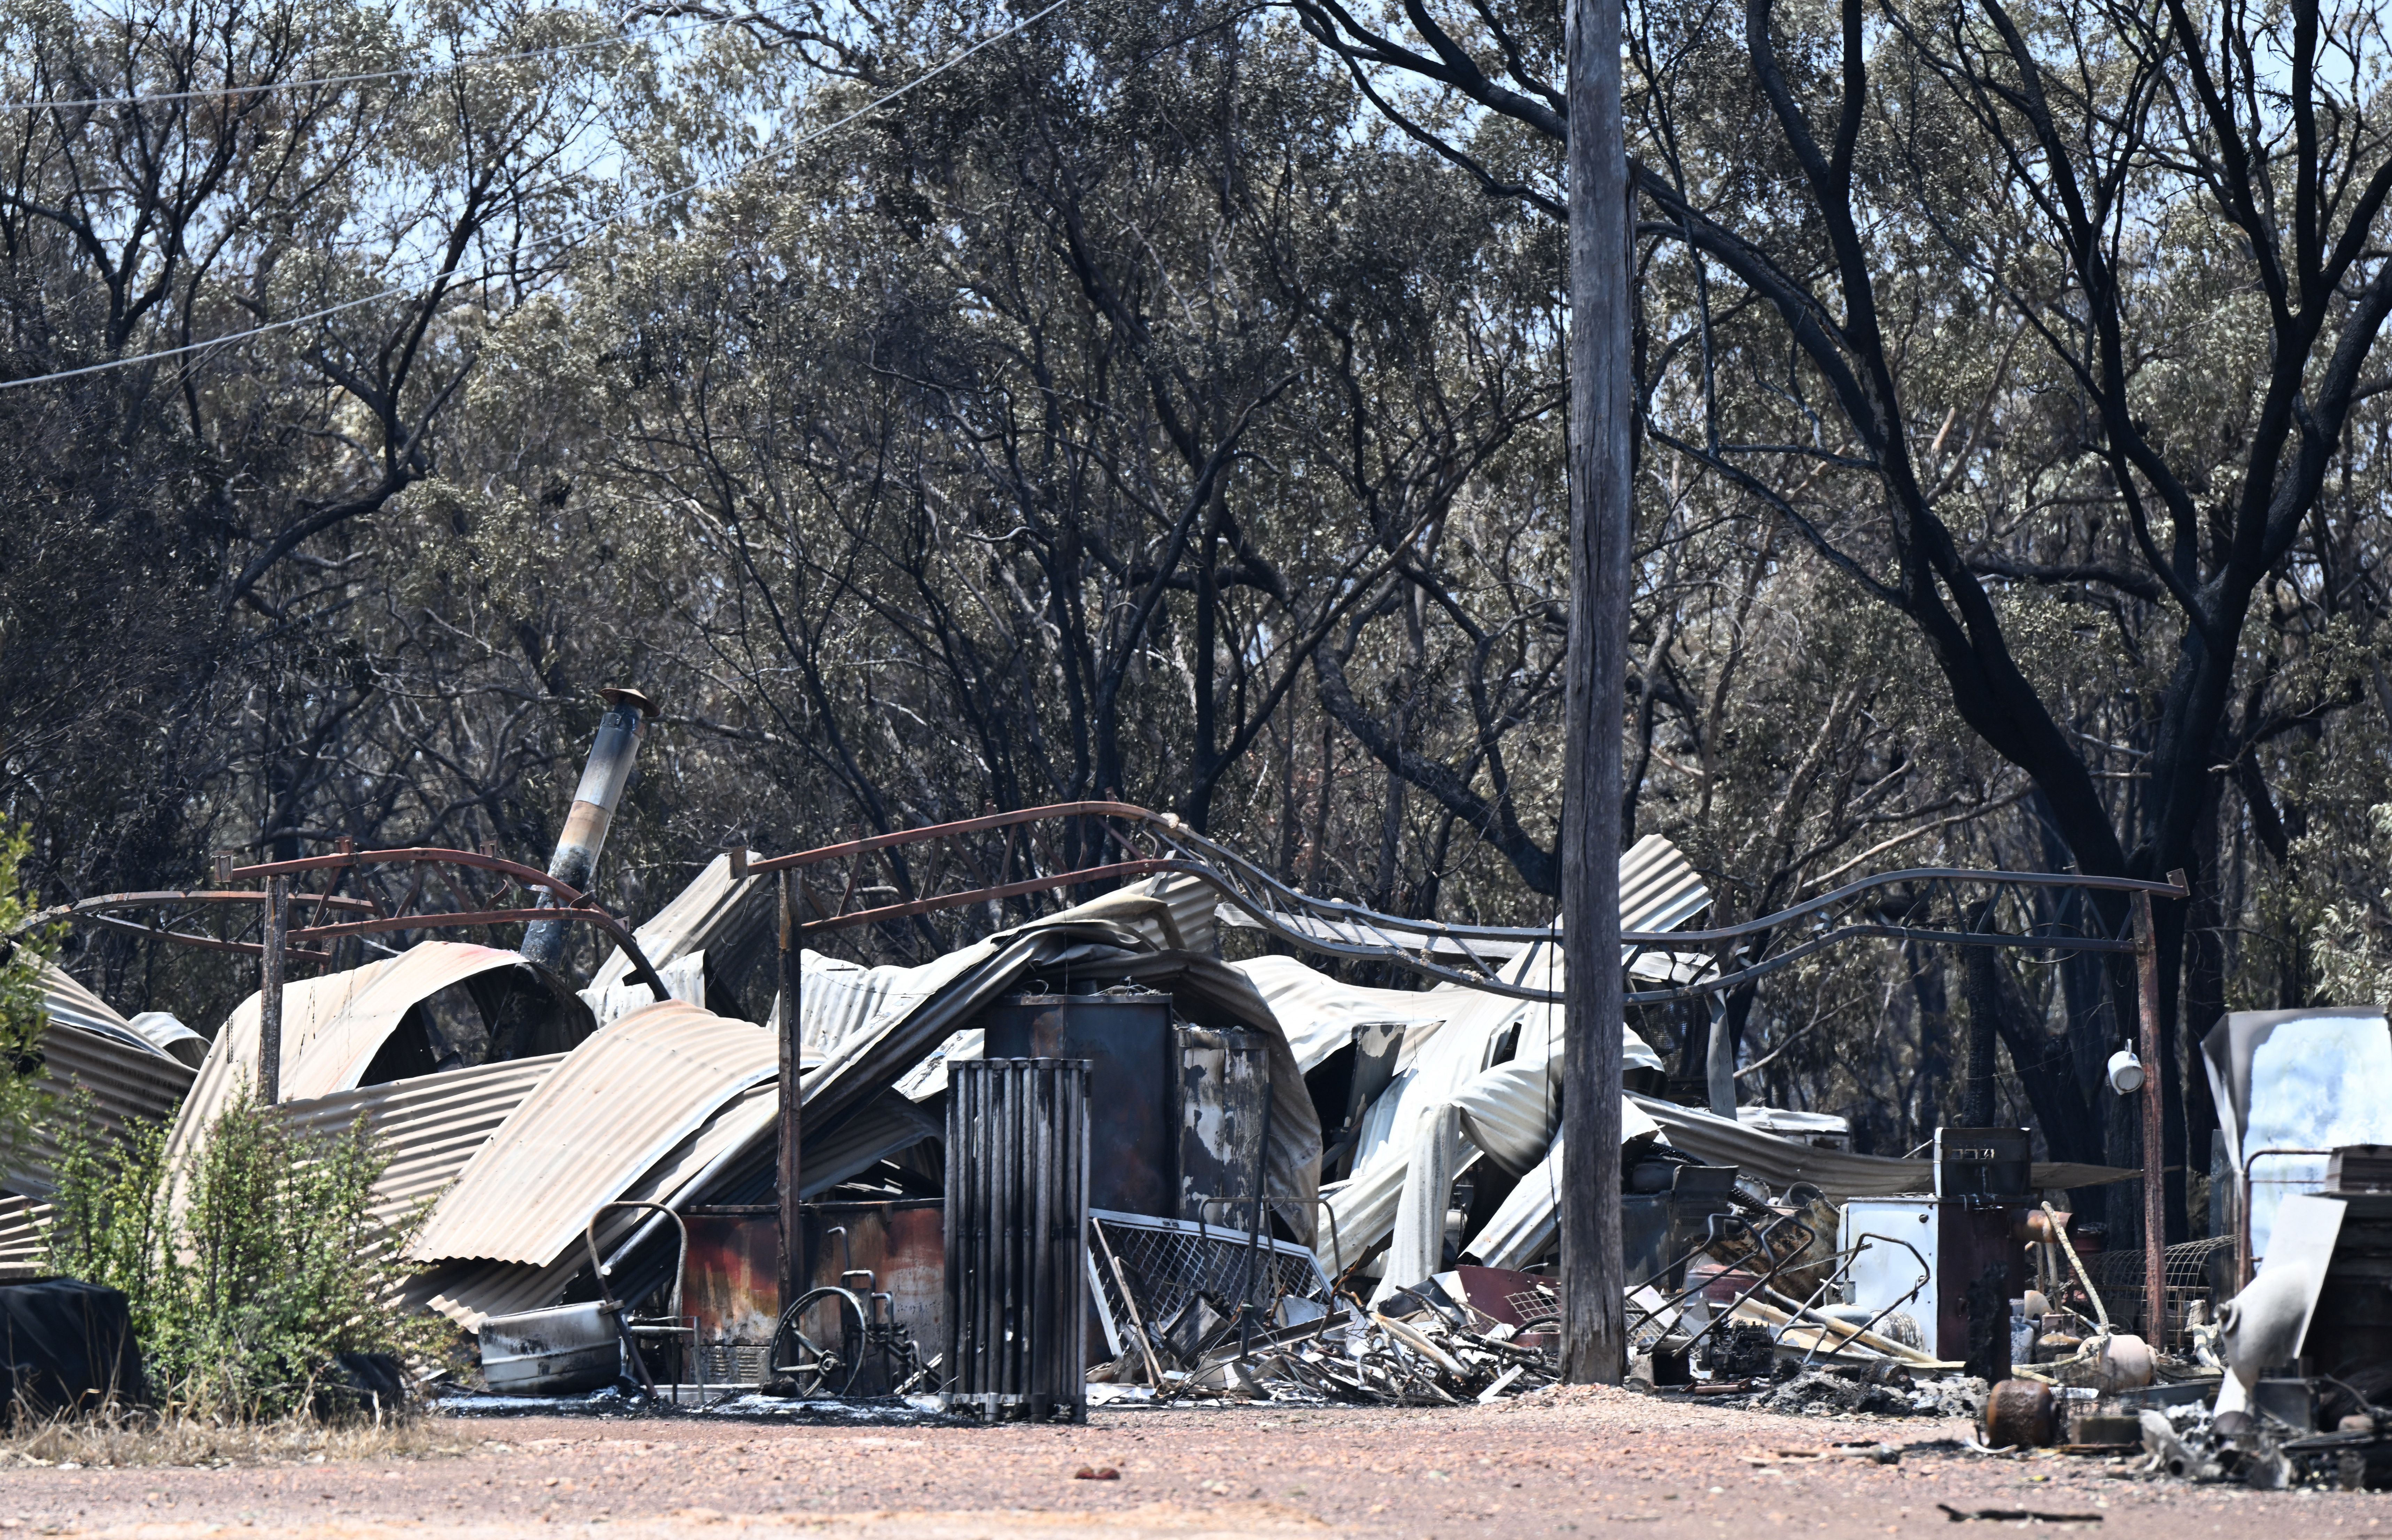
[0,3,806,115]
[0,0,1069,393]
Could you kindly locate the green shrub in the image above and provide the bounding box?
[0,823,57,1168]
[42,1087,439,1422]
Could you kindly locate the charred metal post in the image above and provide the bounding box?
[522,688,655,972]
[777,865,805,1320]
[258,874,289,1104]
[2134,888,2166,1344]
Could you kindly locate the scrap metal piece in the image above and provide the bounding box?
[3,968,197,1199]
[1982,1378,2058,1448]
[1082,1208,1330,1359]
[2219,1193,2348,1416]
[479,1300,622,1395]
[1373,1103,1463,1307]
[980,990,1173,1219]
[1178,1023,1270,1222]
[406,1000,774,1268]
[521,687,654,973]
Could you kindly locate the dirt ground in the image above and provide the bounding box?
[2,1388,2385,1540]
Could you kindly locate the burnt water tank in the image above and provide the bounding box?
[979,990,1173,1217]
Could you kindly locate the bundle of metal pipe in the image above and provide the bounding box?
[944,1057,1089,1422]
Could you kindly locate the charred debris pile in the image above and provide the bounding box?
[1,714,2388,1484]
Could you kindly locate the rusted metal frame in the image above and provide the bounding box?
[300,838,355,936]
[229,845,596,901]
[747,802,2193,1005]
[72,912,335,962]
[733,802,2192,965]
[286,907,631,942]
[226,847,670,1001]
[17,888,377,937]
[389,863,433,949]
[747,801,1151,874]
[796,860,1182,934]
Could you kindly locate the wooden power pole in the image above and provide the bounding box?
[1558,0,1633,1385]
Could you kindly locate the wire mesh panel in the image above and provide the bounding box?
[2082,1237,2234,1348]
[945,1057,1089,1421]
[1083,1208,1330,1355]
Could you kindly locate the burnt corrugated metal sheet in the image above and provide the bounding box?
[402,1079,778,1330]
[1115,872,1218,955]
[273,1055,562,1237]
[1451,1058,1557,1174]
[6,990,197,1199]
[787,943,993,1058]
[406,1001,776,1267]
[1232,837,1707,1079]
[587,853,777,1020]
[41,965,202,1065]
[162,942,586,1225]
[581,950,705,1030]
[1462,1103,1665,1270]
[1316,937,1671,1274]
[1231,958,1456,1073]
[172,943,533,1141]
[1618,833,1711,935]
[1219,835,1708,968]
[1630,1096,1937,1197]
[0,1192,48,1278]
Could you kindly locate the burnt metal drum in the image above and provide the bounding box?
[979,991,1173,1218]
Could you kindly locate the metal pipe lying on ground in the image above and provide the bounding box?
[1732,1296,1950,1368]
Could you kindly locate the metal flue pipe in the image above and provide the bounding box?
[521,687,656,972]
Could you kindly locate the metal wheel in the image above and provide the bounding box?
[770,1286,866,1398]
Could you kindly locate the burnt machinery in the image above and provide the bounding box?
[977,989,1271,1226]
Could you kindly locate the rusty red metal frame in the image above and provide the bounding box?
[738,800,2190,1006]
[786,859,1180,934]
[226,848,671,1000]
[20,888,378,962]
[19,851,671,1001]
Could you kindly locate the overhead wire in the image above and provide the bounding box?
[0,0,1071,394]
[0,2,808,115]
